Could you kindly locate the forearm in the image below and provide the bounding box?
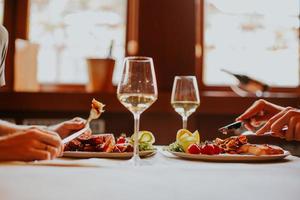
[0,120,23,135]
[0,120,46,136]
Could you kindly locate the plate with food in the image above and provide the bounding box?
[63,131,157,159]
[165,129,289,162]
[62,98,156,159]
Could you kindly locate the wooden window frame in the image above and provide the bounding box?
[1,0,136,93]
[0,0,28,92]
[1,0,299,95]
[195,0,300,95]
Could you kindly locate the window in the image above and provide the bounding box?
[28,0,127,85]
[203,0,299,87]
[0,0,4,24]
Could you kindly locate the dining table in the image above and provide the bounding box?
[0,147,299,200]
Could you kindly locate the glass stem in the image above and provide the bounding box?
[133,113,140,159]
[182,116,188,129]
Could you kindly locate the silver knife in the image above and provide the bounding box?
[218,121,245,135]
[62,125,90,144]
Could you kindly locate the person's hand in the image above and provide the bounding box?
[236,99,284,131]
[48,117,86,139]
[0,128,63,161]
[255,107,300,141]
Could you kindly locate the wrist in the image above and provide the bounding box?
[19,125,48,131]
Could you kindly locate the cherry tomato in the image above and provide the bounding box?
[212,145,221,154]
[187,144,201,154]
[200,144,215,155]
[117,136,126,144]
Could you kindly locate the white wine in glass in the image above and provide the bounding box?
[118,94,157,114]
[117,57,158,165]
[171,76,200,129]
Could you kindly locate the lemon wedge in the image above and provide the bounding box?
[131,131,155,144]
[176,129,200,152]
[192,130,200,144]
[176,129,192,142]
[139,131,155,144]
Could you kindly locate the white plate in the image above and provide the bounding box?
[63,150,156,159]
[167,150,290,162]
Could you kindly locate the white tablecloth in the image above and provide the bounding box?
[0,149,299,200]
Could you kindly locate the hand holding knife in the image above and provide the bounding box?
[220,100,295,139]
[218,120,288,136]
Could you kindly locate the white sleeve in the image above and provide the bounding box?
[0,25,8,87]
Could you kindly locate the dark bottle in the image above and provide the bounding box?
[221,69,269,94]
[107,40,114,58]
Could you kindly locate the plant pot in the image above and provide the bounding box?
[86,58,115,92]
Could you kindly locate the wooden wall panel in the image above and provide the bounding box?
[1,0,16,91]
[138,0,196,91]
[0,0,28,92]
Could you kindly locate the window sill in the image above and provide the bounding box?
[39,84,87,93]
[202,91,299,98]
[0,91,298,116]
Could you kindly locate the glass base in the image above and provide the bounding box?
[120,155,153,167]
[128,154,141,166]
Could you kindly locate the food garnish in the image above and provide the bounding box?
[131,131,156,144]
[187,144,201,154]
[199,143,223,155]
[168,142,184,152]
[117,136,126,144]
[176,129,200,152]
[129,131,156,151]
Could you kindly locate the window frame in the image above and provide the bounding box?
[1,0,28,92]
[195,0,300,95]
[1,0,299,95]
[1,0,138,93]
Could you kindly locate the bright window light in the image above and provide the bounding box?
[204,0,299,87]
[29,0,127,84]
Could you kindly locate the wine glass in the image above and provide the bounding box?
[117,57,158,165]
[171,76,200,129]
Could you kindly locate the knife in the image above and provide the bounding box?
[219,120,288,136]
[218,121,245,135]
[62,125,90,144]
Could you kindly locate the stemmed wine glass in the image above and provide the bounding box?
[117,57,158,165]
[171,76,200,129]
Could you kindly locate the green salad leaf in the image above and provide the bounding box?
[168,142,184,152]
[139,142,155,151]
[128,132,155,151]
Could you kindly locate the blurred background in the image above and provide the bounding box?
[0,0,299,144]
